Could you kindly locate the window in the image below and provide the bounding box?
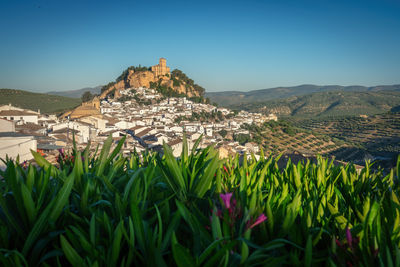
[10,117,14,120]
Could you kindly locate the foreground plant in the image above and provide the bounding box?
[0,135,398,266]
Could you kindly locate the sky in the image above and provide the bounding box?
[0,0,400,93]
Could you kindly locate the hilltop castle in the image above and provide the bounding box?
[61,58,203,119]
[151,58,170,77]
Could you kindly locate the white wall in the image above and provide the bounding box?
[1,115,38,124]
[0,136,37,167]
[0,119,15,132]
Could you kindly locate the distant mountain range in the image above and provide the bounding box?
[227,90,400,118]
[13,83,400,117]
[47,86,102,98]
[206,84,400,106]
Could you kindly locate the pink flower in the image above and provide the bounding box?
[346,228,353,248]
[249,213,267,229]
[223,166,228,173]
[220,193,233,209]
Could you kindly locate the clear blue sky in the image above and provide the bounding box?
[1,0,399,92]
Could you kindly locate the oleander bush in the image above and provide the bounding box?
[0,135,399,266]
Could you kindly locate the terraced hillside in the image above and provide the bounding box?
[294,113,400,168]
[241,121,348,157]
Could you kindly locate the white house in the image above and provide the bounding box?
[52,121,91,143]
[205,127,213,137]
[0,132,37,168]
[0,110,39,124]
[168,126,183,133]
[245,142,260,154]
[79,116,107,132]
[115,120,134,130]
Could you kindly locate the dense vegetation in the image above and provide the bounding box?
[149,81,186,98]
[101,82,116,94]
[0,136,399,266]
[0,89,81,114]
[174,110,230,124]
[81,91,95,102]
[116,65,150,82]
[171,69,205,96]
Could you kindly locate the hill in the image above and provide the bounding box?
[228,90,400,118]
[206,84,400,106]
[294,112,400,168]
[47,86,102,98]
[239,120,349,157]
[100,58,205,100]
[0,89,81,114]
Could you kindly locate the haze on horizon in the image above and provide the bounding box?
[0,0,399,93]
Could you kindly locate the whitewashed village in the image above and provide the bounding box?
[0,59,277,168]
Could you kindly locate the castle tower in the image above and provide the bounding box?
[159,58,166,67]
[151,58,171,77]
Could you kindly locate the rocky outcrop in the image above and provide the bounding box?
[100,58,204,100]
[126,70,156,88]
[63,58,205,119]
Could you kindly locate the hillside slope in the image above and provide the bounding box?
[206,84,400,106]
[0,89,81,114]
[229,90,400,118]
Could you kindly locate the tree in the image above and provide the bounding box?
[234,134,251,145]
[218,129,228,138]
[101,82,115,93]
[82,91,93,102]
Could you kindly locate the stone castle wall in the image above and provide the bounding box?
[151,58,171,77]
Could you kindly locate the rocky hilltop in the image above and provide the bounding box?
[100,58,204,99]
[62,58,205,119]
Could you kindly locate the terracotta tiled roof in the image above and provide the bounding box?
[0,110,37,116]
[136,128,152,138]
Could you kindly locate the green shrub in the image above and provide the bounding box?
[0,136,399,266]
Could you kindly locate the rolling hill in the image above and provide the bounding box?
[47,85,102,98]
[228,90,400,118]
[206,84,400,106]
[0,89,81,114]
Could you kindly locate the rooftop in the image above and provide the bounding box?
[0,110,38,116]
[0,132,34,138]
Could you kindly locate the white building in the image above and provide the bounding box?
[0,110,39,124]
[0,132,37,168]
